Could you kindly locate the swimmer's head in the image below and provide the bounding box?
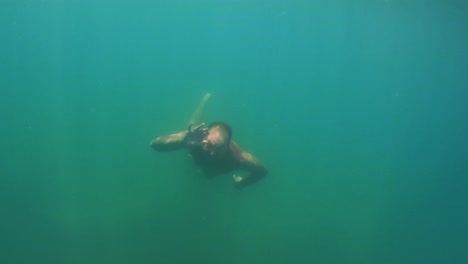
[201,122,232,156]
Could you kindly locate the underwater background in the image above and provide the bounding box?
[1,0,467,263]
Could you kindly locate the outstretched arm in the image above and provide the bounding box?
[150,130,188,152]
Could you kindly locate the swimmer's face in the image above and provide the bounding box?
[201,127,229,156]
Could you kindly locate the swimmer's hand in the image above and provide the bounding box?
[233,173,245,188]
[188,122,207,134]
[185,122,209,148]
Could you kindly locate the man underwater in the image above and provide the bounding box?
[150,93,268,188]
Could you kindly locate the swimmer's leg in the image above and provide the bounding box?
[189,93,211,125]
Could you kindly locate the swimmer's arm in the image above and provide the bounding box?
[233,148,268,189]
[150,123,208,152]
[150,131,188,152]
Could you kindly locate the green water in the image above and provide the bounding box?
[1,1,467,263]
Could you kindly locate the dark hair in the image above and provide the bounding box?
[208,122,232,142]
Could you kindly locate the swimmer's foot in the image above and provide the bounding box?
[202,93,211,102]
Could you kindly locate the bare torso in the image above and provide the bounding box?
[190,141,242,176]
